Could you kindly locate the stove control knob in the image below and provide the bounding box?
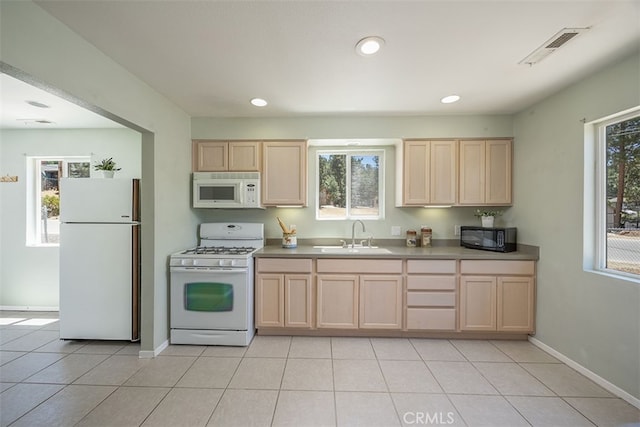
[181,259,194,266]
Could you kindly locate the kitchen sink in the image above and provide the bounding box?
[313,246,392,254]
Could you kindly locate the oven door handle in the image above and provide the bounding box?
[170,267,249,273]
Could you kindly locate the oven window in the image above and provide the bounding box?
[200,186,235,201]
[184,282,234,312]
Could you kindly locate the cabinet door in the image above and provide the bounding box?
[402,140,456,205]
[285,274,313,328]
[229,141,261,171]
[459,276,496,331]
[458,140,485,205]
[359,275,403,329]
[430,140,457,205]
[316,275,358,329]
[497,276,534,332]
[486,140,512,205]
[193,140,228,171]
[403,140,429,205]
[262,140,307,206]
[255,274,284,327]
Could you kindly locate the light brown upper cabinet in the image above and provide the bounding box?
[262,140,308,206]
[192,140,261,172]
[399,140,457,206]
[458,139,512,205]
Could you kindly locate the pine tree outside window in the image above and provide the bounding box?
[317,150,384,220]
[597,113,640,277]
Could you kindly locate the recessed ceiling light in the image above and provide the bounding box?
[26,100,50,108]
[441,95,461,104]
[17,118,55,125]
[250,98,268,107]
[356,36,385,56]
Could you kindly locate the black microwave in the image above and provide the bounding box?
[460,226,517,253]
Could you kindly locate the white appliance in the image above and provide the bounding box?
[170,222,264,346]
[59,178,140,341]
[192,172,262,209]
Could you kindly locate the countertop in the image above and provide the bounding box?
[254,240,539,261]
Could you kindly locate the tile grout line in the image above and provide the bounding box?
[416,339,471,427]
[268,336,292,427]
[371,338,404,426]
[2,315,639,426]
[330,337,338,427]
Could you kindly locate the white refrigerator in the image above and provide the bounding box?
[59,178,140,341]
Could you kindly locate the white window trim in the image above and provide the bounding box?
[589,107,640,282]
[27,156,90,247]
[316,149,385,221]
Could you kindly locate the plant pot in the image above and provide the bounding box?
[101,170,115,178]
[481,216,494,228]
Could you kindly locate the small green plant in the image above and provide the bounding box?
[474,209,503,217]
[93,157,121,171]
[42,194,60,217]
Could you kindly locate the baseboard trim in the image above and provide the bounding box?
[0,306,59,312]
[529,336,640,409]
[138,339,169,359]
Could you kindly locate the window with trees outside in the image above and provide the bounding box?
[29,157,90,246]
[317,150,383,220]
[598,113,640,277]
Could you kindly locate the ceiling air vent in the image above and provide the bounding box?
[519,27,589,66]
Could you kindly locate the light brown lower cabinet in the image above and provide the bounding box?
[459,260,535,333]
[316,259,403,330]
[406,260,458,331]
[459,276,497,330]
[316,275,359,329]
[359,275,403,329]
[255,258,313,328]
[497,276,535,332]
[316,274,403,329]
[255,257,535,336]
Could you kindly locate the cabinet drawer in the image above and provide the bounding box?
[407,292,455,307]
[257,258,312,273]
[407,275,456,290]
[407,308,456,330]
[317,259,402,274]
[407,260,456,274]
[460,260,534,275]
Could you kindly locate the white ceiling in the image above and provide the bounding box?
[0,73,123,129]
[3,1,640,127]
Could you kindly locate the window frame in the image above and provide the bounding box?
[315,149,385,221]
[27,156,91,247]
[593,109,640,280]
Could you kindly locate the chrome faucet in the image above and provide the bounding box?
[351,220,366,248]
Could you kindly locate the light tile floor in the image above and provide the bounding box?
[1,311,639,427]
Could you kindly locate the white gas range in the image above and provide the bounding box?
[169,223,264,346]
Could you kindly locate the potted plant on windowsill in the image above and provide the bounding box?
[474,209,503,228]
[93,157,121,178]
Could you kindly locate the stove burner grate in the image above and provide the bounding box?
[181,246,257,256]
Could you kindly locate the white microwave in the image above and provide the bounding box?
[193,172,262,209]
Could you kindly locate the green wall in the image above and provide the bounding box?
[1,1,199,353]
[512,52,640,401]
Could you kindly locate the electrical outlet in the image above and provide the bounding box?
[454,225,461,236]
[391,226,402,236]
